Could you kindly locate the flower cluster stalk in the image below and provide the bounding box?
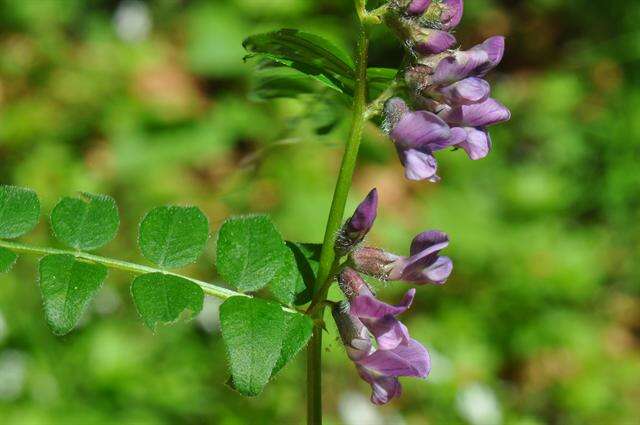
[305,3,370,423]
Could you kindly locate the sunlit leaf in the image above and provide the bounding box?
[139,206,209,269]
[271,311,313,377]
[38,254,107,335]
[131,272,204,331]
[50,192,119,251]
[220,296,284,396]
[216,215,287,292]
[0,247,17,273]
[0,185,40,239]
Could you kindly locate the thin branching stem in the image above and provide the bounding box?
[0,239,300,314]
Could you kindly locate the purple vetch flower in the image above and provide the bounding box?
[432,36,505,85]
[414,28,456,55]
[335,189,378,256]
[332,302,431,405]
[407,0,432,15]
[437,98,510,160]
[351,231,453,285]
[438,77,490,105]
[338,268,416,350]
[385,97,464,182]
[439,0,464,30]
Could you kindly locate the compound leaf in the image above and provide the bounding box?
[51,192,119,251]
[0,185,40,239]
[38,254,107,335]
[216,215,287,292]
[139,206,209,269]
[220,296,284,396]
[131,272,204,331]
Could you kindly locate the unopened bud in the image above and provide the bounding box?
[335,189,378,256]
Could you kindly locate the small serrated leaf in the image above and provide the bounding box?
[264,245,302,306]
[220,296,285,396]
[50,192,120,251]
[38,254,107,335]
[216,215,287,292]
[131,272,204,330]
[271,312,313,377]
[139,206,209,269]
[0,247,18,273]
[0,185,40,239]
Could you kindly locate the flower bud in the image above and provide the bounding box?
[335,189,378,256]
[332,301,371,361]
[413,28,456,54]
[350,247,400,279]
[338,267,373,300]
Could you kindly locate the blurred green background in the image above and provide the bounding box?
[0,0,638,423]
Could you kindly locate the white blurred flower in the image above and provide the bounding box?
[339,391,386,425]
[196,297,222,333]
[456,383,502,425]
[114,0,152,43]
[0,350,26,401]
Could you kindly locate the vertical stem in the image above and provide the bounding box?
[306,5,369,425]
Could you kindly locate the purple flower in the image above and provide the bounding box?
[351,231,453,285]
[439,0,464,30]
[437,98,510,160]
[407,0,432,15]
[385,97,464,182]
[339,268,415,350]
[332,302,431,405]
[414,28,457,55]
[433,36,505,85]
[336,189,378,256]
[438,77,490,105]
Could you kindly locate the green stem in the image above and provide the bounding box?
[0,239,299,314]
[306,4,370,424]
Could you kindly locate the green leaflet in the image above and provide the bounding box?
[139,206,209,269]
[216,215,288,292]
[250,65,318,100]
[38,254,107,335]
[50,192,119,251]
[0,185,40,239]
[219,296,285,396]
[0,247,18,273]
[243,29,355,95]
[367,67,398,101]
[271,312,313,377]
[131,272,204,331]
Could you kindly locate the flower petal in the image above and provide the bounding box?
[440,0,464,30]
[459,127,491,160]
[407,0,432,15]
[358,339,431,378]
[439,77,490,105]
[440,98,510,127]
[421,255,453,284]
[410,231,450,257]
[415,29,456,55]
[356,366,402,405]
[363,315,411,350]
[391,110,451,149]
[399,149,440,181]
[430,126,467,151]
[433,36,505,85]
[345,189,378,241]
[350,288,416,319]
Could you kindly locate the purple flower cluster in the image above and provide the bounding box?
[332,190,452,404]
[383,0,510,182]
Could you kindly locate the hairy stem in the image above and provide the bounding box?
[306,4,370,424]
[0,239,299,314]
